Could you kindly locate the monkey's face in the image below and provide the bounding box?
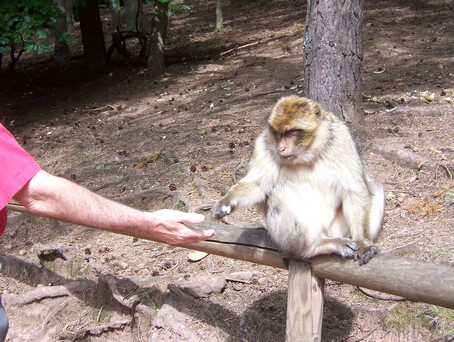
[269,128,317,165]
[267,96,321,164]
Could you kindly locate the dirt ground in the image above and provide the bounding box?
[0,0,453,341]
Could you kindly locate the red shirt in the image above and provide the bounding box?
[0,123,41,235]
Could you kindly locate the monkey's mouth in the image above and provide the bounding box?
[281,155,297,161]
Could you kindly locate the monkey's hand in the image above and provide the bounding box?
[353,244,379,266]
[212,199,236,219]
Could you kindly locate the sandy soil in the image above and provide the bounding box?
[0,0,453,341]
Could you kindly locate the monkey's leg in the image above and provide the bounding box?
[311,237,359,259]
[341,193,379,265]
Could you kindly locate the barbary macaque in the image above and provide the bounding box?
[213,96,384,265]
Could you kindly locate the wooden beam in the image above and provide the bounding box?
[188,222,454,310]
[311,254,454,310]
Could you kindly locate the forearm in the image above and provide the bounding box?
[13,170,149,237]
[12,170,215,244]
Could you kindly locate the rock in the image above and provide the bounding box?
[175,275,226,298]
[227,271,263,283]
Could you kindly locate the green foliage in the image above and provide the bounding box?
[0,0,61,68]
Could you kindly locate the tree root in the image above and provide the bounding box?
[99,273,156,317]
[370,143,454,178]
[115,187,188,209]
[27,297,75,342]
[357,287,406,302]
[2,280,89,306]
[60,319,132,341]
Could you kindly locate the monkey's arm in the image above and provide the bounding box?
[213,133,279,219]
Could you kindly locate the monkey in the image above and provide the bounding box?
[212,96,385,265]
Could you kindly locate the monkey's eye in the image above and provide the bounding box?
[284,129,303,138]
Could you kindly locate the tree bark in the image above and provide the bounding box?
[54,0,73,55]
[215,0,224,33]
[78,0,108,73]
[125,0,143,32]
[109,0,121,32]
[303,0,364,123]
[147,0,168,79]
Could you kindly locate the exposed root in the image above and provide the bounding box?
[60,319,132,341]
[2,280,89,306]
[357,287,406,302]
[190,201,216,213]
[370,143,454,178]
[115,187,185,206]
[27,298,74,342]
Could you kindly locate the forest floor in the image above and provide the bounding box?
[0,0,453,341]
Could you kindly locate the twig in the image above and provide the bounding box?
[440,164,453,186]
[225,277,252,284]
[82,104,116,114]
[96,307,104,323]
[219,41,261,56]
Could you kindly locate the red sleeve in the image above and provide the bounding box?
[0,123,42,234]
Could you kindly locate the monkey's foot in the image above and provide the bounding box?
[312,237,359,259]
[353,245,379,266]
[336,239,360,258]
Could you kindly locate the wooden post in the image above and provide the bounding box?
[286,259,324,342]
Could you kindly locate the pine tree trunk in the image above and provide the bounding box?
[78,0,108,73]
[147,1,168,79]
[303,0,364,123]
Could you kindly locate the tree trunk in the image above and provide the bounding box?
[215,0,224,33]
[303,0,364,123]
[54,0,73,55]
[125,0,143,32]
[147,0,168,79]
[109,0,121,32]
[78,0,108,73]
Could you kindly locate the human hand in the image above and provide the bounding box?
[148,209,215,245]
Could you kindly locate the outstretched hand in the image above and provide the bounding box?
[148,209,215,245]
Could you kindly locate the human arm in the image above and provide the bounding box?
[13,170,215,245]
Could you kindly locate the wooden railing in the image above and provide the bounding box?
[7,203,454,341]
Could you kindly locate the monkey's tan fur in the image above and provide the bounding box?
[213,96,385,265]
